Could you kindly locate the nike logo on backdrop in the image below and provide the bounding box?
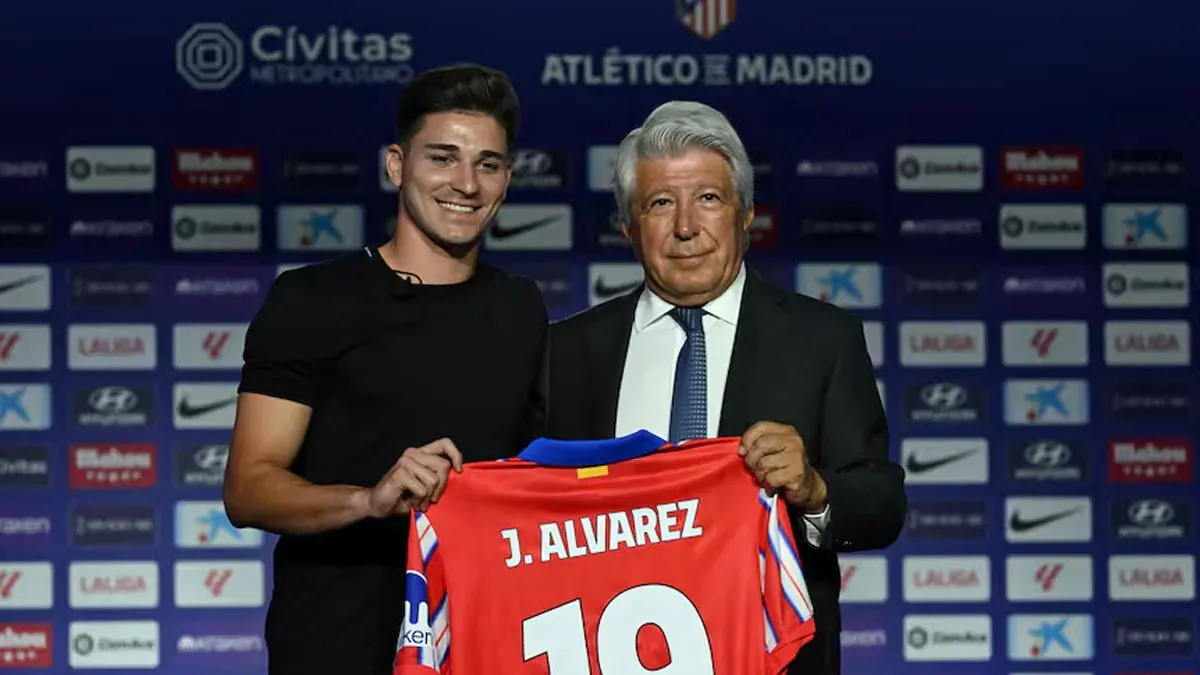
[176,396,237,418]
[593,278,641,298]
[0,275,41,295]
[490,215,561,240]
[1008,507,1081,532]
[904,448,978,474]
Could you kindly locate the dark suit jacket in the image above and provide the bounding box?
[543,268,906,675]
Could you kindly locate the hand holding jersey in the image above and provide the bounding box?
[363,438,465,517]
[738,422,828,514]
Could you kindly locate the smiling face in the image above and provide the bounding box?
[622,148,751,306]
[386,111,511,251]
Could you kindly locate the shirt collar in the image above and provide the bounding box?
[634,263,746,332]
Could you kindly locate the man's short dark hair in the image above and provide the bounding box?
[395,63,520,152]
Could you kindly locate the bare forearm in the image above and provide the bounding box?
[224,464,374,536]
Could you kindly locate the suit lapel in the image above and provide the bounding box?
[719,270,790,436]
[587,289,640,437]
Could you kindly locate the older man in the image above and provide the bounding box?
[545,101,906,675]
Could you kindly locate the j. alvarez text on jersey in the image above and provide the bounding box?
[500,498,704,568]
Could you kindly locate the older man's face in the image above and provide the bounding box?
[622,148,751,307]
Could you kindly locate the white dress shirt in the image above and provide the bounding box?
[614,264,830,547]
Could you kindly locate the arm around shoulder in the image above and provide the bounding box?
[816,314,906,552]
[223,272,371,535]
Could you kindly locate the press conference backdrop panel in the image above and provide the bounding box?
[0,0,1197,673]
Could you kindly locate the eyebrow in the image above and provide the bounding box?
[422,143,507,161]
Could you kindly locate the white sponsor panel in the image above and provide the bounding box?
[903,555,990,602]
[1007,614,1094,661]
[587,263,644,307]
[0,265,52,311]
[1005,555,1094,602]
[1005,496,1093,543]
[1103,320,1190,366]
[0,324,52,370]
[838,554,888,603]
[68,620,160,668]
[1103,203,1187,249]
[66,146,155,193]
[1003,379,1089,426]
[1108,554,1196,601]
[171,205,262,251]
[901,438,989,485]
[277,204,365,251]
[1001,321,1089,366]
[174,501,264,549]
[895,145,984,192]
[0,561,53,609]
[899,321,986,366]
[174,560,265,608]
[1102,262,1189,308]
[172,382,239,429]
[68,324,157,371]
[902,614,992,661]
[999,204,1087,249]
[69,561,159,609]
[484,204,574,251]
[587,146,619,191]
[0,383,52,430]
[173,324,248,369]
[862,321,883,368]
[795,263,882,309]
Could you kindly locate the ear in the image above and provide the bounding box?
[620,219,633,243]
[740,205,756,248]
[385,144,404,188]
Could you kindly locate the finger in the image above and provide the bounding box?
[755,451,796,476]
[399,456,441,494]
[765,467,804,492]
[740,422,788,457]
[426,438,464,471]
[743,432,789,470]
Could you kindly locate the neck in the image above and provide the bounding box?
[380,216,480,285]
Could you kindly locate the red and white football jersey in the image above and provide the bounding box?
[394,432,816,675]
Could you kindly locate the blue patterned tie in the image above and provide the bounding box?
[668,307,708,443]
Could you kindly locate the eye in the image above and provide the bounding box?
[481,161,502,172]
[429,155,451,165]
[651,198,672,207]
[699,193,719,202]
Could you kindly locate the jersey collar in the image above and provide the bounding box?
[517,430,668,467]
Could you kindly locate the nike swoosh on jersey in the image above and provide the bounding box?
[904,448,978,474]
[490,215,562,240]
[176,396,237,418]
[1008,507,1079,532]
[593,278,641,298]
[0,275,41,295]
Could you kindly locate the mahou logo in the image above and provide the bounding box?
[0,623,52,668]
[173,148,259,190]
[69,443,157,488]
[1108,439,1193,483]
[1000,146,1085,190]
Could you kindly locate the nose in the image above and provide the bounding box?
[450,162,479,196]
[672,202,698,239]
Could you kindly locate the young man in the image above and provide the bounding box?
[223,63,547,675]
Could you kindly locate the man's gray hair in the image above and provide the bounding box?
[613,100,754,225]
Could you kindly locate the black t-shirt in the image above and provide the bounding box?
[237,247,546,674]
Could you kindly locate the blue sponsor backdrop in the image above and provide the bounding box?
[0,0,1198,673]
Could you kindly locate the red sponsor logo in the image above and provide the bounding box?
[0,332,19,362]
[749,205,777,248]
[1029,328,1059,357]
[839,564,856,592]
[0,569,23,599]
[0,623,52,668]
[1108,439,1193,483]
[77,573,148,597]
[201,331,231,359]
[173,148,259,191]
[908,333,977,353]
[204,569,233,596]
[1114,565,1188,590]
[1000,146,1084,190]
[1111,331,1182,354]
[910,567,981,589]
[69,444,157,488]
[76,335,145,358]
[1033,563,1063,591]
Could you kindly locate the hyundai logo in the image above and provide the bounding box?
[88,386,137,413]
[1024,440,1071,466]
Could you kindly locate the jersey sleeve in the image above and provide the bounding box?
[393,511,452,675]
[757,489,817,674]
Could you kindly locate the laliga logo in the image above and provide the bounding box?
[177,23,244,91]
[401,571,435,648]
